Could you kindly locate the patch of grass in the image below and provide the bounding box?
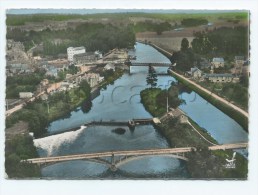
[140,88,166,117]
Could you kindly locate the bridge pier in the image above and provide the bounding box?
[110,153,117,172]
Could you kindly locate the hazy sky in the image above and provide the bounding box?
[6,9,245,15]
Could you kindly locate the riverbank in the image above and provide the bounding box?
[140,87,247,179]
[144,41,248,131]
[170,70,248,131]
[140,87,217,147]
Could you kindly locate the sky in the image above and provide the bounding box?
[6,9,245,15]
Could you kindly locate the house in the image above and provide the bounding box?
[187,67,202,79]
[234,56,245,74]
[211,58,225,68]
[67,46,86,62]
[205,73,239,83]
[40,79,49,86]
[168,108,188,124]
[242,61,250,77]
[73,52,98,65]
[45,66,58,77]
[19,92,33,99]
[94,50,103,59]
[82,73,101,87]
[7,63,31,74]
[104,63,116,71]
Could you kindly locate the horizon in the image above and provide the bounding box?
[6,9,247,15]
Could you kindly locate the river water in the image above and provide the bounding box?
[35,42,248,179]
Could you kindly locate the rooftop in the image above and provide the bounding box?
[212,58,224,63]
[205,73,234,78]
[68,46,85,51]
[235,56,245,60]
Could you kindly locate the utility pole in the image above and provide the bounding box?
[167,94,169,113]
[6,99,8,110]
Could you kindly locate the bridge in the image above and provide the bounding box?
[22,143,248,171]
[129,62,171,67]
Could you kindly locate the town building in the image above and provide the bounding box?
[45,66,58,77]
[242,61,250,77]
[82,73,101,87]
[234,56,245,74]
[73,52,98,64]
[40,79,49,86]
[204,73,239,83]
[104,63,116,71]
[19,92,33,99]
[211,58,225,68]
[187,67,202,79]
[67,46,86,62]
[6,63,32,75]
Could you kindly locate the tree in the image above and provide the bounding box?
[79,80,91,95]
[181,38,189,52]
[146,65,158,88]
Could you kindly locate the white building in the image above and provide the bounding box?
[187,67,202,79]
[104,63,116,71]
[67,46,86,62]
[211,58,225,68]
[83,73,100,87]
[19,92,33,99]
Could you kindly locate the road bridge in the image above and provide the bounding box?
[22,143,247,171]
[130,62,171,67]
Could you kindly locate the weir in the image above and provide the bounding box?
[43,118,155,137]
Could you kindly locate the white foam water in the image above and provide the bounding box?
[34,125,86,156]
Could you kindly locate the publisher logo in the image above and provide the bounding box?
[224,152,236,169]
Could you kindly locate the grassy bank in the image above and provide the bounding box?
[170,71,248,131]
[140,88,166,117]
[99,68,124,89]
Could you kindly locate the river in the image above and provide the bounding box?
[34,42,248,179]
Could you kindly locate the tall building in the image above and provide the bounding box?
[67,46,86,62]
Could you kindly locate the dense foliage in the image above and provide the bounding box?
[146,65,158,88]
[191,26,248,60]
[186,148,247,178]
[170,38,198,71]
[140,84,184,117]
[6,69,45,98]
[7,23,136,54]
[5,135,41,178]
[133,21,171,34]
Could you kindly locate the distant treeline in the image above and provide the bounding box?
[133,21,171,34]
[6,12,248,26]
[7,23,136,55]
[170,26,249,72]
[191,26,248,59]
[181,18,208,27]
